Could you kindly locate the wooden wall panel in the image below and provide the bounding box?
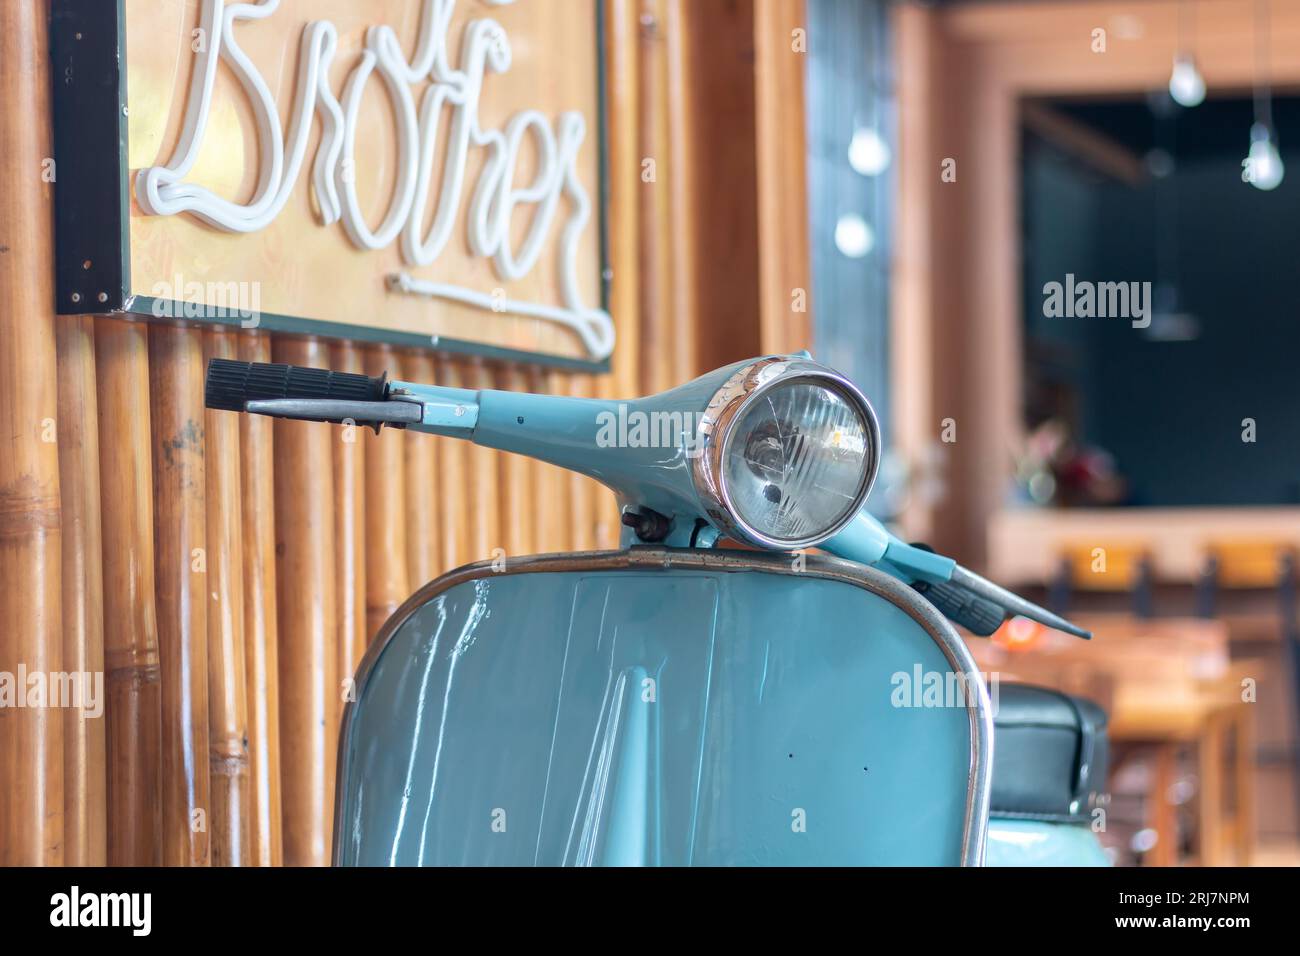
[148,323,210,866]
[272,337,339,867]
[0,0,64,867]
[54,315,106,867]
[237,333,283,866]
[203,330,252,865]
[12,0,799,868]
[96,318,163,866]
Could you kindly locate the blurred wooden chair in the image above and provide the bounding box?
[1198,539,1300,841]
[1050,542,1154,617]
[1197,540,1297,616]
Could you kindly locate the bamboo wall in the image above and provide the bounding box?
[0,0,811,866]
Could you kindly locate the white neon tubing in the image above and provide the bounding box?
[402,17,511,267]
[388,271,614,360]
[335,38,420,251]
[134,0,615,361]
[136,0,343,232]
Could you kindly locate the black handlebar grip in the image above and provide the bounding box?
[204,358,389,412]
[913,579,1006,637]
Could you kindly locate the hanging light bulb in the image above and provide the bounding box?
[1245,0,1283,191]
[834,213,874,258]
[848,126,891,177]
[1168,54,1206,107]
[1246,122,1285,190]
[1169,2,1205,108]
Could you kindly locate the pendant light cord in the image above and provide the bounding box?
[1255,0,1274,132]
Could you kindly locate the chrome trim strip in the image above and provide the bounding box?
[332,548,992,866]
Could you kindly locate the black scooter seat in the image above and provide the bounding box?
[990,684,1108,824]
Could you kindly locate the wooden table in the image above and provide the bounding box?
[969,615,1257,865]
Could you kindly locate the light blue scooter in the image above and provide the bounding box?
[206,353,1110,866]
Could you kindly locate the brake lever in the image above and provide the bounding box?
[244,398,423,431]
[911,577,1006,637]
[946,564,1092,640]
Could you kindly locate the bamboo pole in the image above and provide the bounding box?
[238,332,283,866]
[96,318,163,865]
[605,0,643,401]
[434,356,471,571]
[272,336,339,866]
[363,345,409,641]
[332,343,368,703]
[401,352,440,586]
[529,368,570,554]
[466,360,503,564]
[636,0,669,396]
[496,364,536,560]
[55,315,106,866]
[0,0,65,867]
[753,0,815,356]
[148,323,210,866]
[204,329,251,865]
[663,0,700,383]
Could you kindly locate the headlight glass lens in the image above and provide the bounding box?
[722,379,871,544]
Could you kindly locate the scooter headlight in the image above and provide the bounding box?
[692,358,880,550]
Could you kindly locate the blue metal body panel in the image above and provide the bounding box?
[986,818,1111,867]
[392,361,947,567]
[396,358,753,548]
[334,557,984,866]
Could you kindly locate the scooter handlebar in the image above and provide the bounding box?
[204,358,389,413]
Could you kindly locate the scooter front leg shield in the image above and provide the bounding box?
[333,550,993,866]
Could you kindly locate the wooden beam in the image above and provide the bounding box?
[753,0,814,355]
[891,1,942,546]
[1021,101,1147,186]
[682,0,763,372]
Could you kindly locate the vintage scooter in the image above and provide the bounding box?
[206,353,1110,866]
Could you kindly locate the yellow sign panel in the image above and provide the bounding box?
[123,0,609,365]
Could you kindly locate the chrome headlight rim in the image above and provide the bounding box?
[691,357,881,551]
